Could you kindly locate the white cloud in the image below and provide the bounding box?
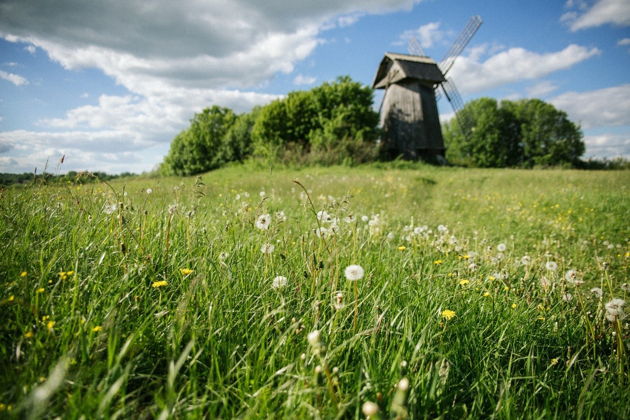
[563,0,630,31]
[526,80,558,97]
[618,38,630,45]
[396,21,444,50]
[24,44,36,54]
[582,133,630,158]
[449,44,600,94]
[0,0,425,173]
[0,69,28,86]
[293,74,317,85]
[550,84,630,129]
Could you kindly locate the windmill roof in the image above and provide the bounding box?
[372,52,445,89]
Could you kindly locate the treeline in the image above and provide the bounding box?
[160,76,380,176]
[0,171,135,187]
[161,76,626,175]
[444,98,586,168]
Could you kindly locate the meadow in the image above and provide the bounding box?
[1,164,628,419]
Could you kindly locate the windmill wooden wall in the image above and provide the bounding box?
[373,53,446,160]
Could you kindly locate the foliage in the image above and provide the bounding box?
[162,106,237,176]
[0,171,133,187]
[444,98,585,167]
[1,166,628,418]
[252,76,380,163]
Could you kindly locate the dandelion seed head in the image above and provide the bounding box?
[272,276,288,289]
[497,243,507,252]
[260,243,275,254]
[362,401,379,416]
[590,287,603,298]
[344,264,364,281]
[398,377,409,391]
[307,330,321,347]
[255,214,271,230]
[545,261,558,271]
[605,298,625,322]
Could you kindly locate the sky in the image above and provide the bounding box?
[0,0,629,174]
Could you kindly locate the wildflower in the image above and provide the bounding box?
[344,215,356,224]
[562,293,573,302]
[468,262,478,271]
[433,259,443,265]
[604,298,625,322]
[36,288,45,293]
[261,243,275,254]
[386,232,395,241]
[521,256,531,265]
[511,303,517,309]
[255,214,271,230]
[275,210,287,222]
[545,261,558,271]
[344,265,364,281]
[180,268,193,275]
[362,401,379,417]
[272,276,288,289]
[92,326,102,332]
[590,287,603,298]
[47,320,56,331]
[398,245,406,251]
[437,224,448,233]
[103,203,117,214]
[361,215,369,222]
[24,331,34,338]
[315,226,330,238]
[483,291,491,297]
[146,188,153,194]
[168,204,178,215]
[550,358,559,366]
[307,330,321,348]
[20,271,27,277]
[152,280,168,288]
[441,309,456,320]
[497,243,507,252]
[540,276,551,289]
[259,191,266,198]
[564,269,583,285]
[218,252,229,262]
[621,283,630,292]
[459,279,470,286]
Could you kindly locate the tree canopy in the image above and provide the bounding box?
[444,98,585,168]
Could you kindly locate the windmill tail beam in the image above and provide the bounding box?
[439,15,482,76]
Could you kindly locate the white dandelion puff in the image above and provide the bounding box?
[272,276,288,289]
[260,243,275,254]
[344,265,364,281]
[307,330,321,347]
[103,203,117,215]
[564,269,583,285]
[255,214,271,230]
[604,298,625,322]
[545,261,558,271]
[275,210,287,222]
[590,287,603,298]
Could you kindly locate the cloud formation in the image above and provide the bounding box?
[562,0,630,31]
[449,44,600,94]
[0,0,422,173]
[0,69,28,86]
[550,84,630,129]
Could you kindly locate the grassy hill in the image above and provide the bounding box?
[1,164,628,418]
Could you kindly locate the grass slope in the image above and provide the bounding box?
[1,165,629,418]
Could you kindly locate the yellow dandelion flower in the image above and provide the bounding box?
[36,288,45,293]
[483,291,491,297]
[38,376,46,383]
[20,271,27,277]
[397,245,406,251]
[92,326,102,332]
[511,303,517,309]
[47,320,56,330]
[180,268,193,275]
[441,309,456,320]
[8,295,14,302]
[24,331,34,338]
[459,279,470,286]
[433,260,443,265]
[488,275,496,281]
[537,316,545,321]
[152,280,168,288]
[66,271,75,276]
[550,358,559,366]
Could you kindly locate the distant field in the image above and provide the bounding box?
[1,165,629,418]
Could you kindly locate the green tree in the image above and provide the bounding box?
[444,98,584,168]
[163,106,236,175]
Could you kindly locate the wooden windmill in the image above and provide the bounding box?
[373,16,482,161]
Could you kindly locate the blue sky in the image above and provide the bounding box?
[1,0,629,173]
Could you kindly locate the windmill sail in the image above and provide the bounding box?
[439,15,482,76]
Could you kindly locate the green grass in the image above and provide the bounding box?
[1,164,629,419]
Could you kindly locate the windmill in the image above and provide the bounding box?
[372,16,482,161]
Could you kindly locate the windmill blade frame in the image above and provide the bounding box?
[407,36,425,57]
[441,78,474,138]
[439,15,482,76]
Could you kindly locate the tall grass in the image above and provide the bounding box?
[1,165,628,418]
